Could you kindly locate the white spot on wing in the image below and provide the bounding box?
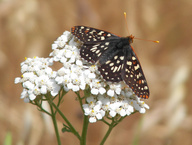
[120,56,124,60]
[106,60,111,64]
[114,56,118,60]
[98,53,102,57]
[134,64,140,70]
[96,50,100,54]
[132,56,136,60]
[105,42,109,45]
[104,47,108,50]
[117,60,120,64]
[117,65,121,71]
[144,86,148,90]
[127,61,132,65]
[101,36,105,40]
[98,31,104,35]
[113,66,118,72]
[109,63,114,66]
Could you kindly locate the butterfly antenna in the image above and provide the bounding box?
[134,37,159,43]
[124,12,159,43]
[124,12,130,35]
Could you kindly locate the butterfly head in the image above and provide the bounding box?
[127,35,134,44]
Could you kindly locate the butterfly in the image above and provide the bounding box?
[71,26,149,99]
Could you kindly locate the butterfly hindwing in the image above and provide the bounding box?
[80,40,116,63]
[98,50,124,82]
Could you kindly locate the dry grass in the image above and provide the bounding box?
[0,0,192,145]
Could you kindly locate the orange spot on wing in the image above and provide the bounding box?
[71,27,75,32]
[84,30,89,34]
[145,95,149,99]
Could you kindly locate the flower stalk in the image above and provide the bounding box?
[49,101,61,145]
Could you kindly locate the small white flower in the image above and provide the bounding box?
[96,113,103,120]
[23,81,35,90]
[21,64,28,73]
[90,81,105,95]
[82,97,105,122]
[20,89,28,99]
[99,87,106,95]
[54,31,70,48]
[109,110,116,117]
[41,85,47,94]
[86,96,96,103]
[91,88,99,95]
[52,43,58,50]
[29,93,36,100]
[72,85,80,92]
[139,101,150,109]
[101,98,110,111]
[64,49,72,58]
[82,104,90,115]
[121,100,134,115]
[119,108,126,117]
[139,108,146,114]
[67,83,73,90]
[88,73,96,79]
[107,89,114,97]
[109,101,122,117]
[55,76,64,84]
[107,84,122,97]
[50,82,61,96]
[76,60,83,66]
[89,117,97,123]
[14,77,21,84]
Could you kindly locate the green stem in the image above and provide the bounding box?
[101,118,110,126]
[35,102,52,116]
[57,89,67,107]
[49,102,61,145]
[80,115,89,145]
[75,92,84,110]
[51,102,81,140]
[100,119,115,145]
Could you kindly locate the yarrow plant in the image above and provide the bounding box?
[15,31,149,145]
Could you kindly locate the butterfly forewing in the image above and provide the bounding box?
[122,50,149,99]
[72,26,119,63]
[71,26,150,99]
[71,26,117,43]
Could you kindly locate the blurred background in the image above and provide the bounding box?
[0,0,192,145]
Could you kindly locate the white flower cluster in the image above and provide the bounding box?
[83,88,149,123]
[15,57,60,103]
[15,31,149,122]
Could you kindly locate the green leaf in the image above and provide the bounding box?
[62,124,71,133]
